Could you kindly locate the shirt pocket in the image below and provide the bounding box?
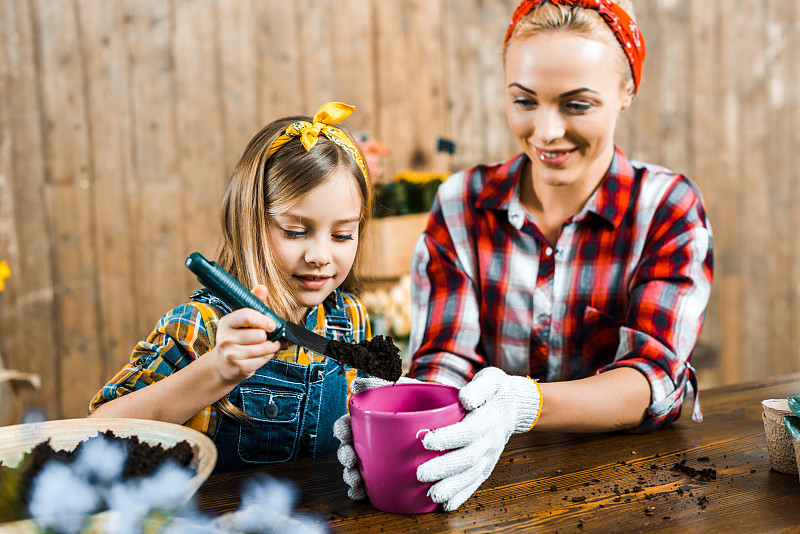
[580,305,622,369]
[236,386,303,464]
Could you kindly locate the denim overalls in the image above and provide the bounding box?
[192,290,353,473]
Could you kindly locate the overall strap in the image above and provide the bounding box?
[191,288,233,315]
[324,306,353,343]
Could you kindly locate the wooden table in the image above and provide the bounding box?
[197,374,800,533]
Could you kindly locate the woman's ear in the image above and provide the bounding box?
[620,81,635,110]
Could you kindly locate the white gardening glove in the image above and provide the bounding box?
[333,376,420,500]
[416,367,542,511]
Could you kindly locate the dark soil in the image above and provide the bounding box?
[671,459,717,481]
[328,334,403,381]
[1,430,194,522]
[23,430,193,484]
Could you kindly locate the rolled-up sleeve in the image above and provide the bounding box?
[600,182,713,432]
[89,303,218,412]
[408,227,485,387]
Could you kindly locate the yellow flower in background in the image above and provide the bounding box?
[394,170,450,184]
[0,262,9,291]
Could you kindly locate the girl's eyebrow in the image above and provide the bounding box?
[335,216,361,225]
[508,82,599,98]
[276,213,360,225]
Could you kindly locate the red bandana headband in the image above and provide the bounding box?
[504,0,646,93]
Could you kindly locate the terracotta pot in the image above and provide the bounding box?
[762,398,798,474]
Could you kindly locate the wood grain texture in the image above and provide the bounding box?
[76,0,139,383]
[1,0,800,418]
[217,0,259,169]
[0,0,60,416]
[372,0,415,183]
[197,374,800,533]
[173,0,225,293]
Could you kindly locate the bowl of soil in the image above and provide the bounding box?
[762,398,798,474]
[0,417,217,532]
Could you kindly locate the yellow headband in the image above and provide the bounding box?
[266,102,370,184]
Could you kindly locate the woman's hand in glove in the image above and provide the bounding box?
[416,367,543,511]
[333,376,420,500]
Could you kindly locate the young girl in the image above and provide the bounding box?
[90,102,373,472]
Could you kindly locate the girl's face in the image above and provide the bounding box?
[504,32,633,189]
[269,168,362,313]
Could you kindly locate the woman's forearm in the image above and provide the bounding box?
[535,367,651,432]
[89,352,234,425]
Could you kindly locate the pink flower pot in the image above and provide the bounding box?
[349,382,466,514]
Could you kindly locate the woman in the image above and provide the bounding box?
[336,0,712,511]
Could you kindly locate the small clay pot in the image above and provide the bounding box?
[762,399,798,474]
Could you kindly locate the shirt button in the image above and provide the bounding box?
[544,246,553,257]
[300,432,313,447]
[264,401,279,419]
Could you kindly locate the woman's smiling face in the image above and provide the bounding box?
[268,168,361,313]
[505,32,633,189]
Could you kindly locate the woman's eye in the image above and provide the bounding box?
[566,101,593,112]
[333,234,354,242]
[282,229,306,238]
[513,97,536,108]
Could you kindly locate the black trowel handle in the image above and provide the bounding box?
[185,252,286,341]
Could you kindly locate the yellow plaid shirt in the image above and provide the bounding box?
[89,289,371,436]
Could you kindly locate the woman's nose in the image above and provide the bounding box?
[304,238,332,266]
[534,107,566,144]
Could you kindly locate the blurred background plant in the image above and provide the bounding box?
[361,275,412,369]
[357,133,450,219]
[373,171,448,219]
[357,134,390,182]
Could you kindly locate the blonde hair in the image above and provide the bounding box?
[504,0,638,95]
[212,114,371,420]
[216,115,371,324]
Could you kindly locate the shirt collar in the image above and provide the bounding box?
[474,149,634,230]
[577,148,635,229]
[474,153,527,212]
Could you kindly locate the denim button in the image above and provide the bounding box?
[300,432,312,447]
[311,367,323,382]
[264,401,279,419]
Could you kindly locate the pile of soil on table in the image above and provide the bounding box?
[328,334,403,381]
[0,430,194,522]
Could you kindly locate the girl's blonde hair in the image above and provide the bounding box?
[212,114,371,420]
[216,115,371,324]
[504,0,638,95]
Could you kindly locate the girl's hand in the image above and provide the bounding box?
[210,284,284,384]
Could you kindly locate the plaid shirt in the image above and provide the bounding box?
[89,288,370,436]
[408,150,713,432]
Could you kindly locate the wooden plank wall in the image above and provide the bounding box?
[0,0,798,419]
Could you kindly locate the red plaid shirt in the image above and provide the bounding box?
[408,150,713,431]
